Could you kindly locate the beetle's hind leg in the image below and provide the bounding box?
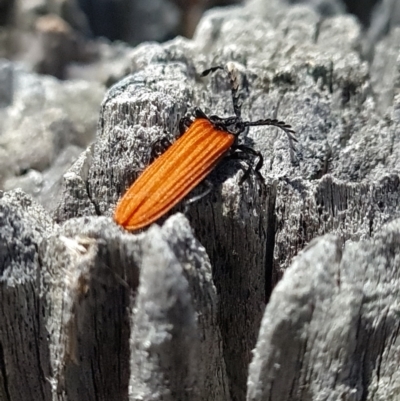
[183,179,214,212]
[150,136,173,161]
[200,66,224,77]
[179,114,194,136]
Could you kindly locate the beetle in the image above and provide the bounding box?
[114,64,296,231]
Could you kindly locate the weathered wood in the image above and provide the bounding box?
[1,190,227,400]
[248,220,400,400]
[130,216,229,401]
[272,174,400,285]
[0,190,54,401]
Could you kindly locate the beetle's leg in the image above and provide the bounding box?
[150,136,172,161]
[200,66,224,77]
[183,179,213,212]
[229,145,264,184]
[227,153,253,183]
[179,107,210,136]
[179,115,194,136]
[193,107,209,119]
[231,145,263,171]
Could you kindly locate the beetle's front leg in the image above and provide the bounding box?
[179,107,212,136]
[228,145,264,184]
[179,114,194,136]
[149,136,173,161]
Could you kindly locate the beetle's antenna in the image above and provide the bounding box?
[201,64,242,118]
[201,66,224,76]
[201,65,296,149]
[244,119,297,149]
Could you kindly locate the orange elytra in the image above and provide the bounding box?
[114,65,296,231]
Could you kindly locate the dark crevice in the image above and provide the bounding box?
[91,357,100,401]
[32,242,49,398]
[369,216,374,237]
[314,18,322,44]
[328,61,334,94]
[264,182,277,304]
[330,183,335,218]
[376,308,389,384]
[389,125,395,156]
[390,321,400,349]
[30,283,46,401]
[86,179,102,216]
[359,317,370,401]
[0,342,11,401]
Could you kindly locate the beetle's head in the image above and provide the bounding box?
[208,115,246,137]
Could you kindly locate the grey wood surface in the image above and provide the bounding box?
[248,222,400,401]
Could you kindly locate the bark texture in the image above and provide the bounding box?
[248,222,400,401]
